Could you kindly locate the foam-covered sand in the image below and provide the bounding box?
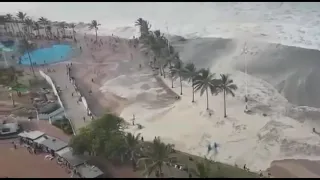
[93,33,320,172]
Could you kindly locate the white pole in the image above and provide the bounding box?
[243,43,248,111]
[165,22,170,51]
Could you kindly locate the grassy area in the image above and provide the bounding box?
[51,117,73,135]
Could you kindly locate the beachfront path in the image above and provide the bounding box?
[48,65,92,133]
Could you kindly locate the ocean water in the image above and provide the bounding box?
[4,2,320,111]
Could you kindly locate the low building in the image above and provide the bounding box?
[56,147,87,168]
[76,164,104,178]
[0,122,19,135]
[18,130,44,141]
[33,135,68,155]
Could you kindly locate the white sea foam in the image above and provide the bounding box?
[6,2,320,172]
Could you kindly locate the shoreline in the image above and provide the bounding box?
[9,26,320,177]
[69,30,320,177]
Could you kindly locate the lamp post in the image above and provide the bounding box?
[242,42,249,112]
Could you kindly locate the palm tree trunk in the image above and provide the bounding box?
[159,66,163,76]
[16,22,22,37]
[171,75,174,88]
[95,28,98,42]
[223,89,227,117]
[162,66,166,78]
[179,73,182,95]
[37,29,40,38]
[27,51,35,77]
[10,24,15,36]
[206,89,209,110]
[159,165,163,178]
[72,28,75,41]
[192,79,195,103]
[10,92,15,107]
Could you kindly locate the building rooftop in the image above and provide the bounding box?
[56,147,86,167]
[77,164,104,178]
[0,122,19,135]
[36,135,68,152]
[18,130,44,140]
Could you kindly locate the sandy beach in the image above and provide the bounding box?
[52,26,320,178]
[3,22,318,177]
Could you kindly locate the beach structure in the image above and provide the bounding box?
[76,164,104,178]
[18,130,103,178]
[56,147,87,168]
[33,134,68,156]
[18,130,44,143]
[0,121,20,135]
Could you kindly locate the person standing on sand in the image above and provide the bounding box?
[207,143,212,154]
[83,117,85,122]
[132,114,135,125]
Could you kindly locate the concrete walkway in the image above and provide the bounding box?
[47,65,92,134]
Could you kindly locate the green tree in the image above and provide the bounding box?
[38,17,50,38]
[189,157,214,178]
[69,113,125,158]
[69,126,95,155]
[46,25,52,39]
[218,74,237,118]
[24,17,33,38]
[16,11,27,37]
[59,21,67,37]
[4,14,15,36]
[135,18,151,40]
[89,20,101,42]
[193,69,220,110]
[33,22,41,38]
[18,38,36,77]
[138,137,175,178]
[171,57,184,95]
[115,132,142,170]
[70,23,76,41]
[182,63,198,102]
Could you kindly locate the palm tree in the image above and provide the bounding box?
[183,63,198,102]
[189,158,214,178]
[218,74,237,118]
[70,23,76,41]
[135,18,151,39]
[138,137,175,178]
[24,17,33,38]
[38,17,49,37]
[33,22,41,38]
[88,20,100,42]
[46,25,52,39]
[16,11,27,37]
[193,69,220,110]
[5,14,15,36]
[59,22,67,38]
[9,82,27,107]
[171,58,184,95]
[18,38,36,77]
[121,133,142,170]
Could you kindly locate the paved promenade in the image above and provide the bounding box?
[47,64,92,134]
